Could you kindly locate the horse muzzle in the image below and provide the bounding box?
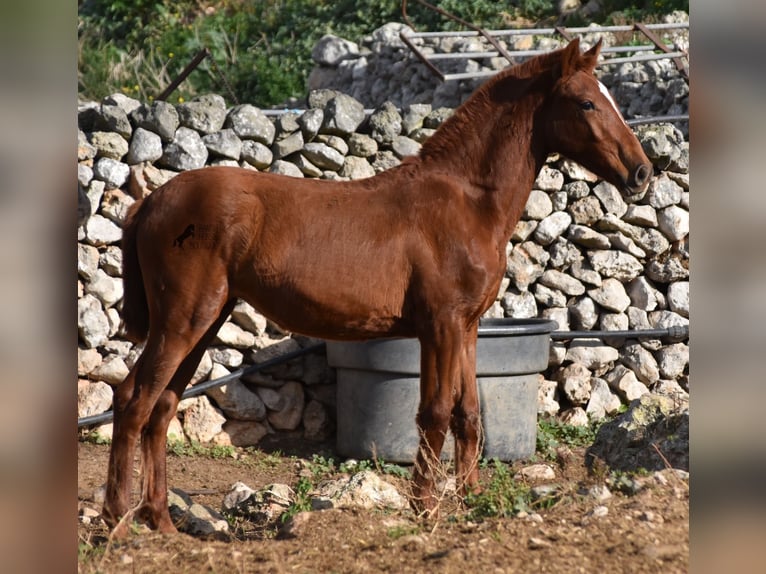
[621,163,652,202]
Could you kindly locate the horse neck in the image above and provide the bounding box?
[420,89,548,240]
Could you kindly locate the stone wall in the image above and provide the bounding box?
[77,28,689,447]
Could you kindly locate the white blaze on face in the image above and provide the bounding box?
[597,80,627,125]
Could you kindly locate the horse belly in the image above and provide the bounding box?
[231,260,412,340]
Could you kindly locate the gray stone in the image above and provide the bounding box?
[85,268,123,308]
[368,101,402,144]
[534,283,567,307]
[298,108,324,141]
[215,321,256,349]
[423,107,453,129]
[512,220,538,242]
[538,378,560,416]
[182,396,228,443]
[620,341,660,384]
[666,281,689,318]
[89,131,129,161]
[570,258,602,287]
[78,294,110,348]
[370,150,400,172]
[646,257,689,283]
[558,159,598,182]
[275,112,302,137]
[588,250,644,281]
[533,212,572,245]
[103,93,141,116]
[177,94,227,134]
[302,142,345,170]
[565,339,619,371]
[568,196,603,225]
[203,129,243,160]
[160,127,208,171]
[130,100,179,142]
[501,289,538,319]
[548,238,581,269]
[303,400,333,440]
[293,154,323,177]
[623,204,658,227]
[340,156,376,179]
[636,123,685,171]
[84,214,122,246]
[588,278,631,312]
[93,157,130,189]
[539,269,585,296]
[311,34,360,66]
[506,242,550,291]
[321,94,366,135]
[557,362,592,405]
[563,180,591,199]
[592,181,627,217]
[78,379,113,419]
[586,377,622,420]
[95,104,133,139]
[657,343,689,379]
[570,297,598,330]
[209,347,244,368]
[347,133,378,157]
[657,205,689,242]
[127,127,163,164]
[605,232,646,258]
[272,131,305,159]
[90,355,129,386]
[646,173,683,208]
[567,225,610,249]
[401,103,431,134]
[100,188,134,225]
[313,471,408,511]
[267,381,305,431]
[391,135,420,159]
[206,378,267,421]
[627,277,659,311]
[168,488,229,536]
[523,189,553,221]
[241,140,273,169]
[78,243,100,280]
[605,365,649,402]
[534,166,564,192]
[587,393,688,471]
[226,104,276,145]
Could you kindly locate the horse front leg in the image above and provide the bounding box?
[412,327,462,514]
[451,324,483,497]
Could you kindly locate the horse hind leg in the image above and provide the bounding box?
[136,299,237,533]
[103,285,232,536]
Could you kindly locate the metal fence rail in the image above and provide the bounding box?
[400,22,689,83]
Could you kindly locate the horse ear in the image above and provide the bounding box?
[554,38,581,80]
[580,38,603,72]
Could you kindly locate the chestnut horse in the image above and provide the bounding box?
[103,38,651,534]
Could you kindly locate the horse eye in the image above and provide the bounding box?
[580,100,595,111]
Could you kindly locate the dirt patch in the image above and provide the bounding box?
[78,438,688,573]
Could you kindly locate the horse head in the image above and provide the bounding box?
[543,38,652,202]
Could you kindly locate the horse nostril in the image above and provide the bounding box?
[633,164,651,187]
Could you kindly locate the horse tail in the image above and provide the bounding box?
[121,199,150,342]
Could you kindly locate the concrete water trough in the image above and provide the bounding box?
[326,318,558,463]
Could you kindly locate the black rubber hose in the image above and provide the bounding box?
[77,342,326,428]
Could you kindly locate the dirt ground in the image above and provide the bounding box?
[77,435,688,573]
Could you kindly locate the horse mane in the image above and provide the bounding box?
[418,40,588,164]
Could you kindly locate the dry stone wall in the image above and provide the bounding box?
[77,27,689,448]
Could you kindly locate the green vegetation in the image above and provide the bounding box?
[78,0,688,108]
[166,439,237,459]
[535,417,601,461]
